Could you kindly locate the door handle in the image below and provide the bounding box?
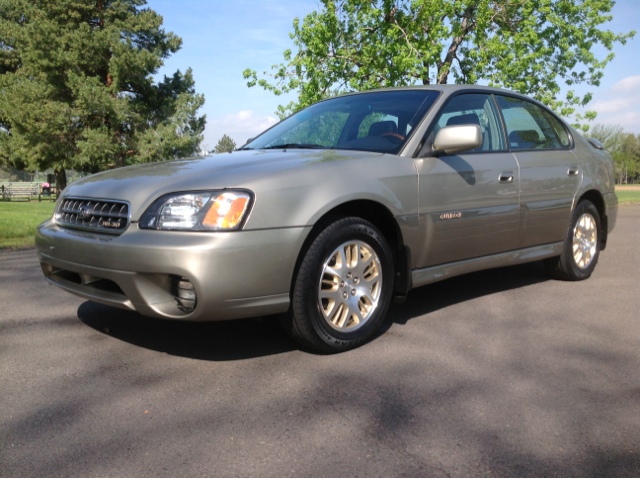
[568,165,579,176]
[499,171,514,183]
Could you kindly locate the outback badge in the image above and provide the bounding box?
[101,219,122,228]
[440,212,462,220]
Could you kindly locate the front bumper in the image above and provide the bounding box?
[36,220,311,321]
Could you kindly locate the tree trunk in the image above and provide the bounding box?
[421,61,431,84]
[55,168,67,193]
[437,7,474,84]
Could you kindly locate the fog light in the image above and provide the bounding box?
[172,276,196,313]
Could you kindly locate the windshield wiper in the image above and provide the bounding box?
[262,143,330,150]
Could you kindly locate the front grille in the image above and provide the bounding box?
[56,197,130,235]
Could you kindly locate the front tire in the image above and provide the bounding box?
[282,217,394,353]
[544,200,601,281]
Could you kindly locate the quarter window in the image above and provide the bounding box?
[433,94,506,152]
[495,96,570,150]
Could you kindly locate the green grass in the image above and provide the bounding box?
[0,201,56,249]
[616,190,640,205]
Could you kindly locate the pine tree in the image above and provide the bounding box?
[214,134,236,153]
[0,0,23,169]
[0,0,205,191]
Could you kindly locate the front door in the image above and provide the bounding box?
[414,93,520,268]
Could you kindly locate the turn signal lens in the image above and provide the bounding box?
[203,192,250,229]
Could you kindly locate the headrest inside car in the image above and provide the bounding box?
[368,121,398,136]
[446,113,481,127]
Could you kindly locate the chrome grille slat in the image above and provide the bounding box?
[60,209,128,219]
[56,197,130,235]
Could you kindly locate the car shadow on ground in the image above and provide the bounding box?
[384,259,550,327]
[78,260,551,361]
[77,301,299,361]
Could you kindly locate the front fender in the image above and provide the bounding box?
[241,154,418,230]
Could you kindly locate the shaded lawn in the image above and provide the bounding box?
[0,201,56,249]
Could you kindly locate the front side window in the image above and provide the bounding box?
[244,90,440,155]
[432,94,506,152]
[495,95,570,150]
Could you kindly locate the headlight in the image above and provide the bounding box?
[139,190,253,231]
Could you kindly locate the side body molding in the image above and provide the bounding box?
[412,242,563,289]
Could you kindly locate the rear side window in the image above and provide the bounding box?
[495,96,570,150]
[433,94,506,152]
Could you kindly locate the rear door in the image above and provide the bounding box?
[414,93,521,268]
[495,95,581,248]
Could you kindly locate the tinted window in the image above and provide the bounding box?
[245,90,440,154]
[433,94,505,152]
[496,96,570,150]
[542,110,570,147]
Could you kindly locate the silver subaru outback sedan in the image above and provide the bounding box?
[37,85,618,353]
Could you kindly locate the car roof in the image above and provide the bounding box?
[339,84,518,96]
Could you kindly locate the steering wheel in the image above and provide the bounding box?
[381,132,405,141]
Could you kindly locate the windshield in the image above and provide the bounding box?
[243,90,440,154]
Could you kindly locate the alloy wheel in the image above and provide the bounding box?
[318,240,382,331]
[573,213,597,269]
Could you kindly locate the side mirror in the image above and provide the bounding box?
[433,124,482,156]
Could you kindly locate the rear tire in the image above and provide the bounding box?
[281,217,394,353]
[544,200,601,281]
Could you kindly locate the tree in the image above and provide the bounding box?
[214,134,237,153]
[588,123,623,150]
[0,0,23,170]
[589,124,640,184]
[244,0,634,128]
[612,133,640,184]
[0,0,205,191]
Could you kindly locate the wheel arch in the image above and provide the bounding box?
[576,189,608,250]
[289,199,412,302]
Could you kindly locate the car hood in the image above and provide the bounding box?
[62,149,383,220]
